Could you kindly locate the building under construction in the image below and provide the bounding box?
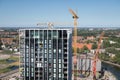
[18,8,113,80]
[72,53,102,80]
[19,28,72,80]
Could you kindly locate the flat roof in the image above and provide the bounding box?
[19,27,72,31]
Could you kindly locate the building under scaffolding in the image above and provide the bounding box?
[77,54,101,71]
[72,53,102,79]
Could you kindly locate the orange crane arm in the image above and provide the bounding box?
[93,31,104,79]
[95,31,104,59]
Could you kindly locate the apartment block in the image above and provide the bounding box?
[19,28,72,80]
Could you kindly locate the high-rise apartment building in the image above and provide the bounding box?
[19,28,72,80]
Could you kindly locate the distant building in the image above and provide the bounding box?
[19,28,72,80]
[108,53,116,58]
[1,45,5,48]
[72,36,84,43]
[90,49,105,54]
[72,43,92,50]
[116,33,120,37]
[77,54,101,72]
[87,36,95,40]
[115,48,120,51]
[0,31,18,35]
[109,40,116,44]
[0,38,14,45]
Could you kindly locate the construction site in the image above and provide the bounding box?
[0,8,118,80]
[20,9,115,80]
[1,0,120,80]
[69,9,116,80]
[18,9,117,80]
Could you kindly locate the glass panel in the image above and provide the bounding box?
[25,30,29,37]
[35,30,38,38]
[39,30,43,38]
[63,30,67,38]
[44,30,47,39]
[58,30,62,38]
[53,30,57,39]
[30,30,34,38]
[48,30,51,39]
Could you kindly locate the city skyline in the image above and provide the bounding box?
[0,0,120,27]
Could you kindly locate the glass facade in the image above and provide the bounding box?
[19,29,72,80]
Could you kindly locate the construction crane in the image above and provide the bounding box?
[92,31,104,80]
[69,8,79,64]
[69,8,79,80]
[37,22,54,29]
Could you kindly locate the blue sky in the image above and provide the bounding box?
[0,0,120,27]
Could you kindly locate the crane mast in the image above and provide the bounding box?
[69,8,79,80]
[69,8,79,58]
[93,31,104,80]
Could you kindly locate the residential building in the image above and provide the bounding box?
[72,43,92,50]
[19,28,72,80]
[87,36,95,41]
[0,38,14,45]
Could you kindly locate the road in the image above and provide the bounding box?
[102,60,120,68]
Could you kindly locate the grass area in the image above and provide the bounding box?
[0,56,19,74]
[0,50,15,54]
[0,50,19,74]
[0,59,9,64]
[8,56,19,61]
[0,56,19,64]
[0,66,11,74]
[0,66,18,74]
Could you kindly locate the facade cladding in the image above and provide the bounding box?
[19,28,72,80]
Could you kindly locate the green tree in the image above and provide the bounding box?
[0,39,3,50]
[103,40,111,48]
[92,43,97,49]
[82,46,89,53]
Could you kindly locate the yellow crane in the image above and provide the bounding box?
[69,8,79,80]
[37,22,54,29]
[69,8,79,64]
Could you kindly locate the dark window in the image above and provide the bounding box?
[53,30,57,39]
[48,30,51,39]
[58,30,62,38]
[63,30,67,38]
[39,30,43,38]
[44,30,47,39]
[30,30,34,38]
[35,30,38,37]
[25,30,29,37]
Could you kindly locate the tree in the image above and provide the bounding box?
[82,46,89,53]
[0,39,3,50]
[92,43,97,49]
[77,48,80,54]
[103,40,111,48]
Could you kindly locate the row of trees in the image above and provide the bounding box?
[73,29,120,64]
[72,46,90,55]
[99,36,120,64]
